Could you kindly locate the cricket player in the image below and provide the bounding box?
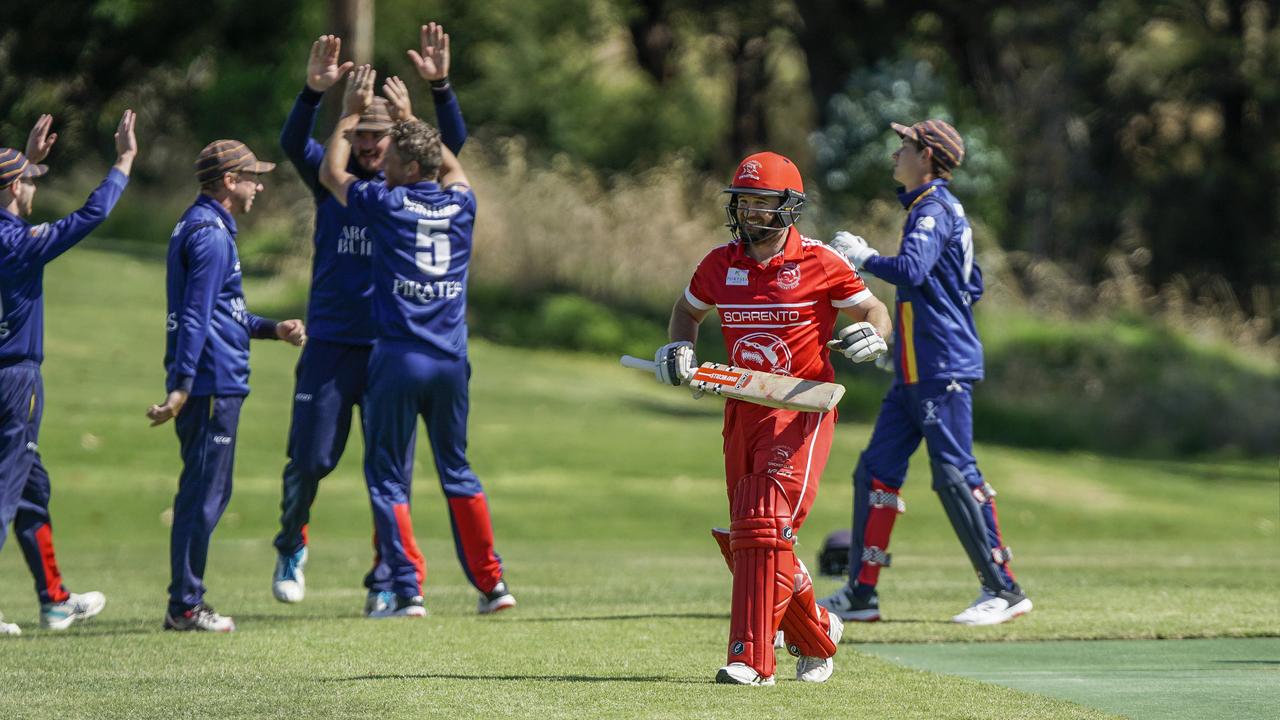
[147,140,306,632]
[272,25,469,613]
[318,63,513,618]
[658,151,891,684]
[0,111,136,636]
[818,120,1033,626]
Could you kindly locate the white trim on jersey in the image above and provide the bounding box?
[717,301,818,309]
[720,321,815,329]
[684,286,713,310]
[831,289,874,308]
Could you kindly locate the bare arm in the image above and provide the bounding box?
[841,295,892,339]
[668,294,710,343]
[319,64,375,206]
[438,143,469,189]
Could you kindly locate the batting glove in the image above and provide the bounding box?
[654,341,697,386]
[828,322,888,364]
[831,231,879,269]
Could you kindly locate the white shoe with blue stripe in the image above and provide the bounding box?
[272,547,308,603]
[40,591,106,630]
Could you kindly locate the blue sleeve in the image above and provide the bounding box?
[863,203,951,288]
[171,229,229,393]
[246,312,279,340]
[346,180,387,218]
[22,169,127,267]
[279,87,328,196]
[432,84,467,154]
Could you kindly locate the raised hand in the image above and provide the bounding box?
[114,109,138,159]
[307,34,354,92]
[343,64,376,117]
[382,76,415,122]
[407,22,450,81]
[25,114,57,163]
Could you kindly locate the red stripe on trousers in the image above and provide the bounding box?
[392,504,427,588]
[35,525,69,603]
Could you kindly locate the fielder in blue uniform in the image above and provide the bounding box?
[271,28,469,612]
[0,111,135,637]
[820,120,1032,626]
[147,140,306,633]
[319,62,514,617]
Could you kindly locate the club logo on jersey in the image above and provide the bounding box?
[922,399,940,425]
[737,160,762,181]
[777,262,801,290]
[726,267,749,286]
[338,225,373,257]
[732,332,792,375]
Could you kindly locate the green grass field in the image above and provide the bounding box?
[1,245,1277,719]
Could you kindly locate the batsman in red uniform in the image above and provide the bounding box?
[656,152,892,685]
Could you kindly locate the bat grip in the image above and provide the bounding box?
[620,355,657,371]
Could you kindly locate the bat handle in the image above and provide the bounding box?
[620,355,657,372]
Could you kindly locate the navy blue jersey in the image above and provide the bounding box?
[863,179,984,384]
[348,180,475,356]
[163,195,278,396]
[0,169,128,367]
[279,86,468,346]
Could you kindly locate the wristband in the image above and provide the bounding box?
[429,77,451,93]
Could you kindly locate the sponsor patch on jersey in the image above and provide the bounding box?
[777,262,801,290]
[726,267,749,286]
[916,216,936,231]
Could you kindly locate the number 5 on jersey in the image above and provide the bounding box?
[416,218,451,276]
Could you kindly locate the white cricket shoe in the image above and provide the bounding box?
[1,610,20,637]
[951,588,1033,626]
[364,590,396,617]
[272,546,307,603]
[367,595,427,618]
[40,591,106,630]
[477,579,516,615]
[715,662,775,686]
[796,612,845,683]
[817,585,880,622]
[164,603,236,632]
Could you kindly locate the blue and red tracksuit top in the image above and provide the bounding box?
[862,179,984,384]
[278,84,468,346]
[163,195,278,396]
[0,168,128,368]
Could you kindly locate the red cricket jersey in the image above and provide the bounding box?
[685,227,872,383]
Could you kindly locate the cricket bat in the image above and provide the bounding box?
[620,356,845,412]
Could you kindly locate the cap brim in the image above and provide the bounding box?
[242,160,276,174]
[890,122,919,142]
[353,121,393,133]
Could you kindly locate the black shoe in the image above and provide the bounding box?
[478,579,516,614]
[818,584,880,622]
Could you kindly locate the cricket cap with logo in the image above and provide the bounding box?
[0,148,49,190]
[722,151,806,243]
[194,140,276,185]
[891,119,965,171]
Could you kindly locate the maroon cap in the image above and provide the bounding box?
[892,119,965,170]
[194,140,276,185]
[0,148,48,189]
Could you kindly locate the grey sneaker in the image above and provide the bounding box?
[40,591,106,630]
[477,579,516,615]
[163,603,235,632]
[817,585,880,622]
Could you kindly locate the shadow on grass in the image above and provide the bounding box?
[508,612,727,623]
[1212,659,1280,665]
[322,672,705,684]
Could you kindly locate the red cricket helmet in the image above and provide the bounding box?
[723,152,806,244]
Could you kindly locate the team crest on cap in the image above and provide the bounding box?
[777,262,801,290]
[737,160,763,181]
